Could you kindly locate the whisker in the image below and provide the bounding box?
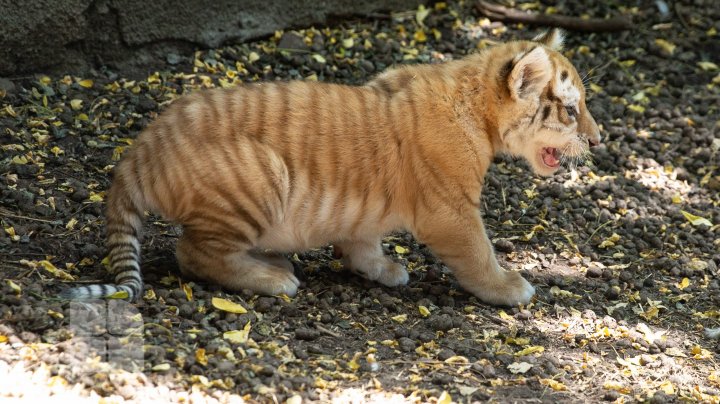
[557,139,593,172]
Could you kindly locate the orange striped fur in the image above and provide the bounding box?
[62,29,600,306]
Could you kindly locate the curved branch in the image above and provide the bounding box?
[476,1,633,32]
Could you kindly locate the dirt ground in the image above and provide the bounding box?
[1,0,719,403]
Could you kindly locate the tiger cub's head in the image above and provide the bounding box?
[496,29,601,176]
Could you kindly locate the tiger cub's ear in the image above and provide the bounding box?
[508,47,553,101]
[533,28,565,51]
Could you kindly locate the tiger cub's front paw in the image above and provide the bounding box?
[376,261,409,287]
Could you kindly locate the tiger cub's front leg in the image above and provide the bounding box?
[335,239,409,287]
[415,208,535,306]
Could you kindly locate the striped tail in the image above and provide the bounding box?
[60,175,145,302]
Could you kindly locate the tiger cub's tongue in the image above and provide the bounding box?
[542,147,560,167]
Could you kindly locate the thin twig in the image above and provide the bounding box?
[315,323,342,338]
[0,207,60,224]
[674,3,690,30]
[585,219,614,245]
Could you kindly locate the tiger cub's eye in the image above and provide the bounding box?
[565,105,577,118]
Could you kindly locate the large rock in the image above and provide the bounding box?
[0,0,423,77]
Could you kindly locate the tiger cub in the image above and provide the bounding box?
[61,29,600,306]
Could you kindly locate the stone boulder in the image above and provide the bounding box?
[0,0,423,77]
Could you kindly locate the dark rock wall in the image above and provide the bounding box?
[0,0,423,77]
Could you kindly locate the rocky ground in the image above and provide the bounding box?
[1,0,719,403]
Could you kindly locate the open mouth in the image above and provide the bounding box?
[541,147,561,168]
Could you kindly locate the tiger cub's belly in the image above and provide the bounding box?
[256,192,401,252]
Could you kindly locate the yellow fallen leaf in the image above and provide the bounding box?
[311,54,326,64]
[577,45,591,55]
[436,391,452,404]
[698,61,718,71]
[47,309,64,319]
[639,306,660,321]
[627,104,645,113]
[506,337,531,346]
[603,381,631,394]
[619,59,636,67]
[151,363,171,372]
[39,260,75,281]
[414,30,427,43]
[70,99,83,110]
[11,155,28,165]
[654,39,676,54]
[444,356,469,364]
[212,297,247,314]
[347,352,362,371]
[182,283,193,301]
[498,310,513,321]
[77,79,94,88]
[342,38,354,49]
[195,348,208,366]
[431,28,442,41]
[677,277,690,290]
[523,187,538,199]
[6,279,21,294]
[671,194,682,204]
[47,376,68,388]
[599,233,621,248]
[0,335,7,343]
[659,380,675,395]
[540,378,567,391]
[691,345,713,359]
[645,81,665,96]
[394,245,408,254]
[223,321,251,344]
[688,259,708,271]
[314,377,329,389]
[218,77,235,88]
[681,210,713,226]
[664,347,687,357]
[391,314,408,324]
[88,192,104,202]
[589,83,603,93]
[507,361,533,374]
[632,91,649,103]
[418,305,430,317]
[416,4,431,26]
[550,286,581,299]
[112,146,126,161]
[108,290,129,299]
[50,146,63,157]
[515,345,545,356]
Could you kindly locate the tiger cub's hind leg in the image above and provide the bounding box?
[248,249,295,273]
[177,231,300,296]
[336,239,409,287]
